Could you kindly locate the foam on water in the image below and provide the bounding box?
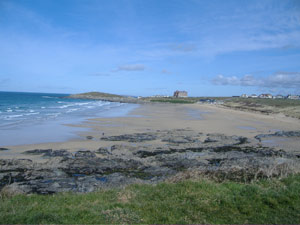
[0,91,138,146]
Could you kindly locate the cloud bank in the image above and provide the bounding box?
[212,72,300,90]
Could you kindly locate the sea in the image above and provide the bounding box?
[0,91,138,146]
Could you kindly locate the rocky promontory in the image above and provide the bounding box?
[65,92,146,103]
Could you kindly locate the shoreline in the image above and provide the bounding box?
[1,102,300,194]
[2,102,300,158]
[0,102,139,147]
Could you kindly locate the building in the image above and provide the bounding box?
[274,95,284,99]
[249,94,258,98]
[173,90,188,98]
[240,94,248,98]
[151,95,170,98]
[259,94,273,99]
[287,95,300,100]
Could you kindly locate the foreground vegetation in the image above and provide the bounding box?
[1,174,300,224]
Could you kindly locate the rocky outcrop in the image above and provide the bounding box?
[255,130,300,141]
[65,92,146,104]
[101,133,158,142]
[1,129,299,194]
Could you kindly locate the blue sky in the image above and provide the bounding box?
[0,0,300,96]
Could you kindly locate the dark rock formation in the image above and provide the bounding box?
[24,149,72,158]
[23,149,52,155]
[1,129,299,194]
[255,130,300,141]
[101,133,157,142]
[74,150,96,158]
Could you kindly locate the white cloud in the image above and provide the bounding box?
[265,72,300,88]
[175,0,300,57]
[114,64,145,72]
[212,75,241,86]
[212,72,300,90]
[170,43,197,52]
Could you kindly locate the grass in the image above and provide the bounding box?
[150,98,195,104]
[73,91,123,98]
[223,98,300,119]
[226,97,300,108]
[1,174,300,224]
[148,96,228,104]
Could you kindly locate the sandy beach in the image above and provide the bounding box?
[2,102,300,161]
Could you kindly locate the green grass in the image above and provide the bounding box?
[223,97,300,119]
[74,91,123,98]
[226,98,300,108]
[150,98,195,104]
[1,174,300,224]
[148,96,229,104]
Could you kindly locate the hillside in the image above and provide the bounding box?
[66,92,143,103]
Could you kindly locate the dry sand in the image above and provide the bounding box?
[1,103,300,160]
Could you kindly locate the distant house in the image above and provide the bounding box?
[274,95,284,99]
[249,94,258,98]
[240,94,248,98]
[151,95,169,98]
[259,94,273,99]
[173,90,188,98]
[287,95,300,100]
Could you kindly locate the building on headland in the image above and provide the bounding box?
[173,90,188,98]
[259,94,273,99]
[151,95,170,98]
[237,93,299,100]
[249,94,258,98]
[287,95,300,100]
[274,95,284,99]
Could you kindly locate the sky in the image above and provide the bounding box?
[0,0,300,96]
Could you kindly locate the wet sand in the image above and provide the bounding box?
[1,103,300,160]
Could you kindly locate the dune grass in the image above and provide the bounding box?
[1,174,300,224]
[224,98,300,119]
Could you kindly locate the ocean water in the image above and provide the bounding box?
[0,91,138,146]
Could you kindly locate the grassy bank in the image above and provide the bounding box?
[150,98,195,104]
[223,98,300,119]
[1,174,300,224]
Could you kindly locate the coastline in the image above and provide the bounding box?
[2,102,300,160]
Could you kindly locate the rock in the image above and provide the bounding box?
[0,183,31,196]
[1,129,300,194]
[255,130,300,141]
[162,136,197,144]
[23,149,72,158]
[96,147,111,155]
[23,149,52,155]
[74,150,96,158]
[204,137,218,143]
[44,150,72,158]
[86,136,93,140]
[274,131,300,137]
[101,133,157,142]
